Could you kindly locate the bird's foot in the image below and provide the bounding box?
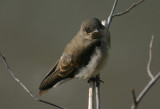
[88,77,104,84]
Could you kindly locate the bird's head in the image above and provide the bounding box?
[80,18,106,40]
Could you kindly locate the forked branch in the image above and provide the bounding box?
[131,36,160,109]
[112,0,144,17]
[90,0,145,109]
[107,0,144,28]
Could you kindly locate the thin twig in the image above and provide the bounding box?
[131,72,160,109]
[136,72,160,103]
[107,0,144,28]
[112,0,144,17]
[88,81,95,109]
[103,0,145,108]
[147,35,154,80]
[131,88,137,107]
[107,0,118,28]
[95,75,100,109]
[130,35,160,109]
[0,52,66,109]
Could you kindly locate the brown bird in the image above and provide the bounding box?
[39,18,110,95]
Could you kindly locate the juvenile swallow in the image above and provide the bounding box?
[39,18,110,95]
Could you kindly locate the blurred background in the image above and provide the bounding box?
[0,0,160,109]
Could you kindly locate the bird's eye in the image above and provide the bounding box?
[85,28,90,33]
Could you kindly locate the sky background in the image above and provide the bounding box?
[0,0,160,109]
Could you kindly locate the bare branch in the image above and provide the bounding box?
[131,72,160,109]
[130,36,160,109]
[112,0,144,17]
[95,75,100,109]
[147,35,154,80]
[107,0,144,28]
[88,81,95,109]
[136,72,160,103]
[107,0,118,28]
[0,52,66,109]
[131,88,137,108]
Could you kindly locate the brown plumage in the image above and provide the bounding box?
[39,18,110,95]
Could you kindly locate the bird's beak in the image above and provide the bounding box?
[93,29,99,33]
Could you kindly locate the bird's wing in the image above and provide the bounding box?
[41,60,59,81]
[39,38,102,95]
[39,54,77,95]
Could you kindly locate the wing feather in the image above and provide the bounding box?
[39,55,77,95]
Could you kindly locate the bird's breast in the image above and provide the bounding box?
[75,43,108,79]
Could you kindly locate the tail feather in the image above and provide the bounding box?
[39,88,50,96]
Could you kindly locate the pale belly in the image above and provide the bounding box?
[75,45,108,79]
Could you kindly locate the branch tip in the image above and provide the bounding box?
[147,35,155,80]
[113,0,144,17]
[130,35,160,109]
[131,88,137,107]
[0,52,66,109]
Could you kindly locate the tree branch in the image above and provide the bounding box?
[107,0,118,28]
[112,0,144,17]
[0,53,66,109]
[107,0,144,28]
[88,81,95,109]
[95,75,100,109]
[147,35,154,80]
[131,35,160,109]
[131,88,137,107]
[88,75,102,109]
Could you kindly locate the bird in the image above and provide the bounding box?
[39,18,110,95]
